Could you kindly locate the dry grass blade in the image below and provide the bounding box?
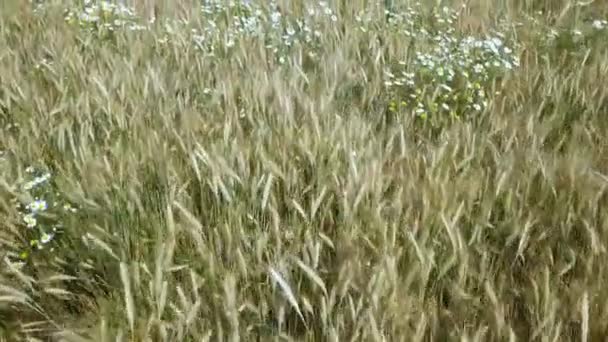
[268,266,307,327]
[0,295,28,305]
[43,287,72,298]
[261,173,274,211]
[310,186,327,221]
[51,330,92,342]
[119,262,135,335]
[0,284,32,304]
[85,234,119,261]
[581,292,589,342]
[291,256,327,297]
[290,199,308,222]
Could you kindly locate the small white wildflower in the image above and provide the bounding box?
[28,199,48,213]
[271,11,281,25]
[23,214,37,228]
[447,68,455,81]
[512,57,520,68]
[489,37,503,48]
[39,172,51,182]
[415,108,427,118]
[40,232,54,244]
[592,20,607,30]
[79,13,99,22]
[63,203,77,212]
[23,181,35,191]
[129,24,147,31]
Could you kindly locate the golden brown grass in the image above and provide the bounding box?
[1,0,608,341]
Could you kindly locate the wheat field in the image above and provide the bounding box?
[1,0,608,341]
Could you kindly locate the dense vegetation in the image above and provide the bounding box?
[1,0,608,340]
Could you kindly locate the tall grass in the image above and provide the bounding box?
[1,0,608,340]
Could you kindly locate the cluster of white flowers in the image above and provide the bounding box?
[30,1,527,123]
[528,13,608,49]
[22,167,51,190]
[64,0,147,32]
[383,5,520,119]
[53,0,340,64]
[592,19,607,30]
[13,166,79,259]
[190,0,337,63]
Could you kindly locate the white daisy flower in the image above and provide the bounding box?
[592,20,607,30]
[40,232,54,244]
[27,199,48,213]
[23,214,37,228]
